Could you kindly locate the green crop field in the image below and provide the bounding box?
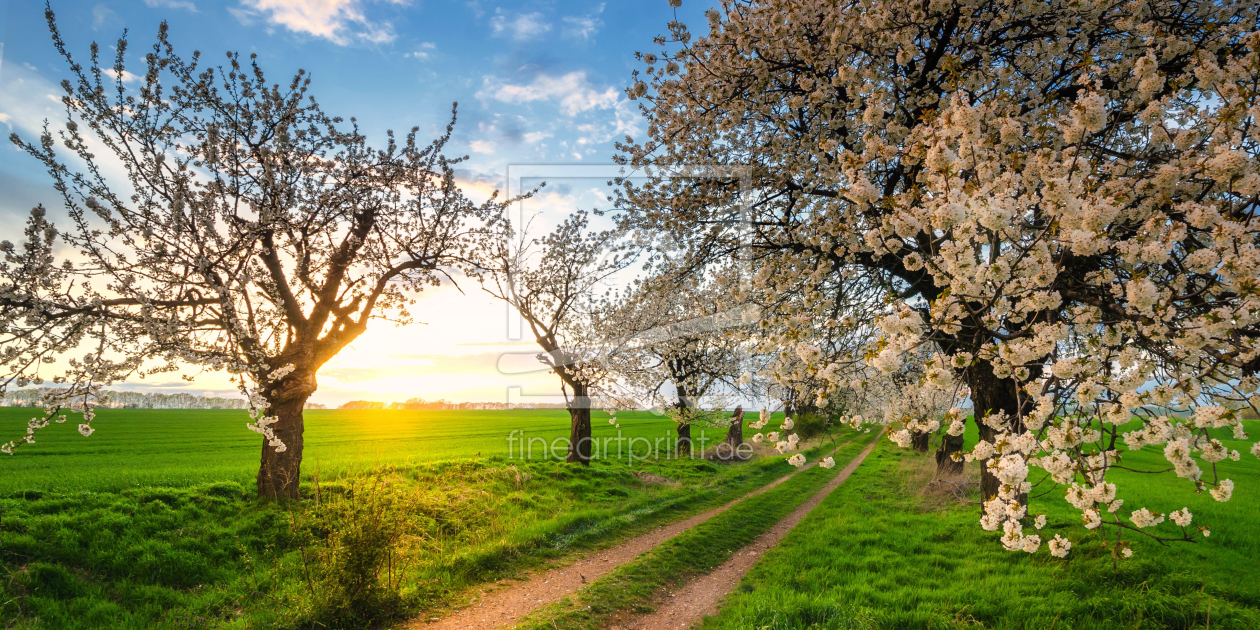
[0,407,741,494]
[2,409,1258,630]
[0,407,819,630]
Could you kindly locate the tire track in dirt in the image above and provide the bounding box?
[607,435,881,630]
[408,439,856,630]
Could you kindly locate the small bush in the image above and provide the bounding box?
[792,412,833,439]
[290,477,415,629]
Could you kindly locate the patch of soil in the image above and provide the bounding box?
[633,472,678,486]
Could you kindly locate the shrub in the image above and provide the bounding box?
[792,412,833,440]
[290,477,415,629]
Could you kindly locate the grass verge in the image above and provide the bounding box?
[1,423,851,629]
[699,433,1260,630]
[513,430,881,630]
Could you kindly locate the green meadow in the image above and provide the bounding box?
[0,407,815,629]
[0,407,736,494]
[701,419,1260,630]
[2,409,1258,630]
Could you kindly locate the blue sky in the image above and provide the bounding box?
[0,0,703,405]
[0,0,691,183]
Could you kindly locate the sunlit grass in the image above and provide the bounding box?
[0,407,821,629]
[0,407,732,493]
[702,420,1260,630]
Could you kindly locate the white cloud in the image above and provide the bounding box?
[143,0,199,12]
[0,113,11,130]
[481,71,618,116]
[489,9,550,41]
[562,3,604,41]
[234,0,400,46]
[469,140,496,154]
[103,68,142,84]
[405,43,435,60]
[93,4,115,28]
[523,131,552,143]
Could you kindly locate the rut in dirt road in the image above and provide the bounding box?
[609,436,882,630]
[409,439,856,630]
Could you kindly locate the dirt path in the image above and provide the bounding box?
[408,439,854,630]
[608,435,881,630]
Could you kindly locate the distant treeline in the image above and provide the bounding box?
[0,388,327,410]
[338,397,568,410]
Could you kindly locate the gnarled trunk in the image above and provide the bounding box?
[566,382,592,465]
[676,421,692,456]
[257,370,318,499]
[935,430,965,475]
[911,431,931,453]
[715,406,744,461]
[675,393,694,456]
[257,395,309,499]
[965,359,1029,510]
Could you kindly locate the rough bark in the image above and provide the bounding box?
[965,359,1030,508]
[911,431,931,453]
[566,382,593,465]
[725,406,744,445]
[257,396,309,499]
[935,430,966,475]
[256,370,319,499]
[675,392,694,456]
[714,406,744,461]
[676,421,693,456]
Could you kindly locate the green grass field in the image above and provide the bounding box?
[700,420,1260,630]
[3,408,1257,630]
[0,407,738,493]
[0,407,821,630]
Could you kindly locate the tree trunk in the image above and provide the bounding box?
[676,422,692,456]
[256,369,318,499]
[935,430,965,476]
[911,431,931,453]
[714,406,744,461]
[965,359,1029,509]
[675,393,693,456]
[257,395,309,499]
[566,382,592,465]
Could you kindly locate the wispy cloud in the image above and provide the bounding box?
[92,4,115,28]
[469,139,495,154]
[102,68,142,84]
[489,9,550,41]
[481,71,618,117]
[233,0,401,46]
[405,42,435,60]
[143,0,199,13]
[562,3,604,41]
